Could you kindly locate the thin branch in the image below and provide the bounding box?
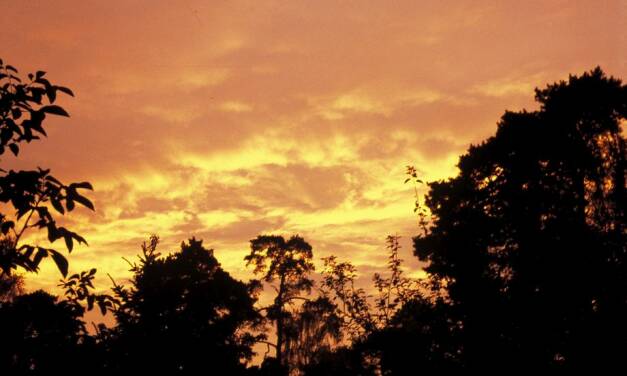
[14,193,44,245]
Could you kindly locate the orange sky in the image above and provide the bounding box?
[1,1,624,297]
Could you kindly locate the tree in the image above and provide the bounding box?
[0,59,94,278]
[0,290,84,373]
[414,68,626,370]
[245,235,343,375]
[245,235,315,371]
[282,297,342,372]
[0,268,109,374]
[108,236,261,374]
[319,235,421,342]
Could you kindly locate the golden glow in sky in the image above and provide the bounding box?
[0,1,624,295]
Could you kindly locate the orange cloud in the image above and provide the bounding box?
[0,1,623,303]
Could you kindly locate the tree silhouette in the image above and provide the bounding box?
[0,290,84,373]
[108,236,262,374]
[0,59,94,278]
[414,67,626,370]
[0,267,108,374]
[282,296,342,372]
[245,235,315,372]
[312,236,427,375]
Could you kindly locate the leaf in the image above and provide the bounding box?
[98,300,107,315]
[1,221,14,235]
[8,143,19,157]
[47,223,59,242]
[66,198,75,211]
[45,175,63,186]
[56,86,74,97]
[72,193,94,211]
[71,181,93,190]
[40,105,69,117]
[72,232,88,246]
[33,248,48,268]
[51,197,65,214]
[20,245,35,260]
[48,248,69,277]
[64,233,74,252]
[47,87,56,103]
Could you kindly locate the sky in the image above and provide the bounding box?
[1,0,625,299]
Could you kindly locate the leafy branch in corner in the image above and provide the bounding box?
[0,59,94,278]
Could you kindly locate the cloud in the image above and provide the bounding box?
[218,101,253,113]
[2,0,623,300]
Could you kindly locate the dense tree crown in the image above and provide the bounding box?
[107,236,262,374]
[414,67,626,370]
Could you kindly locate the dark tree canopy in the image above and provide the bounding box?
[108,236,261,374]
[414,67,626,370]
[0,290,101,374]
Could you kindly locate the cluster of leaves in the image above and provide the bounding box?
[59,268,115,319]
[0,59,94,277]
[0,59,73,156]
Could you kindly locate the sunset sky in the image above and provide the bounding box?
[1,1,624,298]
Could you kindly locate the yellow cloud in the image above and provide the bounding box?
[218,101,253,113]
[470,74,544,97]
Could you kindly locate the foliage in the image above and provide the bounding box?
[0,268,108,375]
[108,236,262,374]
[320,235,421,342]
[0,59,94,277]
[245,235,316,372]
[320,255,375,340]
[414,67,626,370]
[0,271,23,303]
[0,291,85,373]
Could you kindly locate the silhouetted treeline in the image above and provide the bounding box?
[1,62,625,374]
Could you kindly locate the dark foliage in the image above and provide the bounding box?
[245,235,316,372]
[0,59,94,278]
[0,289,103,374]
[414,67,626,371]
[106,236,262,374]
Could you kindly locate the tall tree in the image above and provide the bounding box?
[245,235,325,373]
[414,68,626,370]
